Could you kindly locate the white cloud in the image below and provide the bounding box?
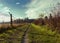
[25,0,60,19]
[15,16,24,19]
[0,13,10,22]
[25,8,39,19]
[0,6,10,22]
[16,2,20,5]
[0,7,10,14]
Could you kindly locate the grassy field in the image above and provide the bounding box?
[0,23,60,43]
[28,24,60,43]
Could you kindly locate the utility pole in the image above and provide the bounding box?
[9,12,13,27]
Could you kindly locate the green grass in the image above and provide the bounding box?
[0,24,28,43]
[28,23,60,43]
[0,23,60,43]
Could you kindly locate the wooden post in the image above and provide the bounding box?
[9,12,13,27]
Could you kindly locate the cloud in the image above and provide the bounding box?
[0,13,10,22]
[16,2,20,5]
[25,0,60,19]
[0,6,10,22]
[25,8,39,19]
[1,7,10,14]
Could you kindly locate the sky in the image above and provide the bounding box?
[0,0,60,22]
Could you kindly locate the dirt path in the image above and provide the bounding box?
[21,23,31,43]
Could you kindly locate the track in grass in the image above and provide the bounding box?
[21,23,31,43]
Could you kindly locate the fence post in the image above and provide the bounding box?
[9,12,13,27]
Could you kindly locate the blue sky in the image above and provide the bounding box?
[0,0,60,22]
[0,0,31,17]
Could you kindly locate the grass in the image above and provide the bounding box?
[0,23,60,43]
[0,23,28,43]
[28,23,60,43]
